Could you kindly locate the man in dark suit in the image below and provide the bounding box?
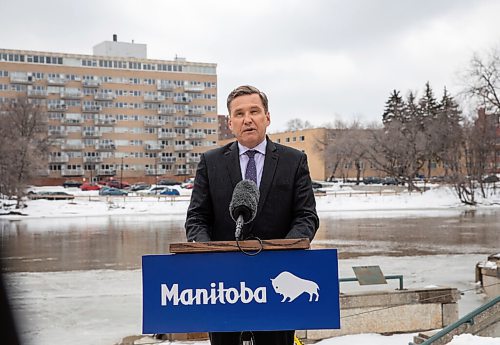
[185,85,319,345]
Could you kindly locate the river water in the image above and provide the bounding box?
[1,209,499,273]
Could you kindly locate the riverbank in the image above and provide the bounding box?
[1,185,500,220]
[5,254,494,345]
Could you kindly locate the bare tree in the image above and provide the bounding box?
[0,96,50,208]
[462,48,500,114]
[424,87,464,179]
[285,118,313,131]
[457,47,500,203]
[319,120,370,183]
[318,121,347,181]
[366,92,427,191]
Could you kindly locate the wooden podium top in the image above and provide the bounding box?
[169,238,310,254]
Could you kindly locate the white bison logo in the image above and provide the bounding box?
[270,271,319,302]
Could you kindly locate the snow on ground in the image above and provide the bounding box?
[2,184,499,344]
[5,254,495,345]
[1,185,500,220]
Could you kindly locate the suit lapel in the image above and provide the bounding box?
[257,138,279,214]
[224,141,242,190]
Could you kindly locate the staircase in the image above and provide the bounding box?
[410,295,500,345]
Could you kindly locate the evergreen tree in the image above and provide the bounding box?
[382,90,405,124]
[403,91,420,127]
[419,82,440,120]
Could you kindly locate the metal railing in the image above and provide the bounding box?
[409,295,500,345]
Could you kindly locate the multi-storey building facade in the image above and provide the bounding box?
[218,114,234,141]
[0,39,218,184]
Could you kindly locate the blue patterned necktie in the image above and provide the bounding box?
[245,150,258,185]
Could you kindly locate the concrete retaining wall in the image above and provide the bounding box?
[122,287,461,344]
[298,287,460,340]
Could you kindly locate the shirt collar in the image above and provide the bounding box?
[238,138,267,156]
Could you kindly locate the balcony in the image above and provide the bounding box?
[62,118,83,125]
[96,169,116,176]
[82,131,102,138]
[160,156,177,163]
[47,77,67,86]
[184,84,205,93]
[174,120,193,128]
[48,129,67,138]
[173,96,192,104]
[144,94,166,103]
[94,118,116,126]
[158,107,176,115]
[94,92,115,101]
[95,143,116,151]
[158,132,177,139]
[82,80,101,88]
[47,104,67,112]
[61,168,85,176]
[185,132,207,139]
[157,81,176,91]
[186,108,206,116]
[144,144,164,151]
[82,104,102,112]
[10,74,33,84]
[83,156,103,163]
[27,89,48,98]
[144,119,165,127]
[61,143,84,150]
[174,144,194,151]
[49,154,69,163]
[186,156,201,164]
[61,90,83,99]
[145,168,167,176]
[175,168,194,175]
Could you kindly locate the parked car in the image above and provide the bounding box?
[80,183,101,191]
[137,186,169,195]
[130,182,151,191]
[181,178,195,189]
[106,180,130,189]
[28,191,75,200]
[99,187,128,196]
[382,177,399,185]
[363,176,382,185]
[483,175,499,183]
[311,181,323,189]
[159,188,180,196]
[181,182,194,189]
[62,180,82,188]
[157,179,181,186]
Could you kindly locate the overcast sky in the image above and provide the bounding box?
[1,0,500,131]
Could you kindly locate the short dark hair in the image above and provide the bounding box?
[226,85,269,114]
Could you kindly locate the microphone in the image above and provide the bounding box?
[229,180,259,241]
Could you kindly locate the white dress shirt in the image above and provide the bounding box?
[237,139,267,188]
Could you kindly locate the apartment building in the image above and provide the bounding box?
[218,114,234,141]
[0,37,218,184]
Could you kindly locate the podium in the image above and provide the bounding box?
[142,239,340,334]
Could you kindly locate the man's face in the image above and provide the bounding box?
[228,93,270,148]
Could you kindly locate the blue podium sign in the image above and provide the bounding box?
[142,249,340,333]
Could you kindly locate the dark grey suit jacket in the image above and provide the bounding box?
[185,138,319,242]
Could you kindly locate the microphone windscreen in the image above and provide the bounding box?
[229,180,259,223]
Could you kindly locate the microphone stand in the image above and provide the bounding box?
[234,214,244,241]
